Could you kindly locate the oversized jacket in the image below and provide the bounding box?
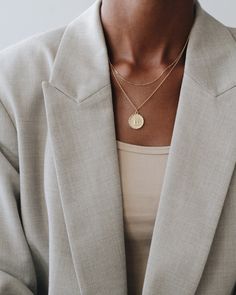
[0,0,236,294]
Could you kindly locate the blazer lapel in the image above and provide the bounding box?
[42,0,236,294]
[142,3,236,295]
[142,77,236,295]
[43,83,127,295]
[43,1,127,294]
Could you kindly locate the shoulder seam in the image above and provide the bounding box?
[0,98,17,132]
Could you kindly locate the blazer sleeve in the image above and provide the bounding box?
[0,99,37,294]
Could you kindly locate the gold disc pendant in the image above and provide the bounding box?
[128,112,144,129]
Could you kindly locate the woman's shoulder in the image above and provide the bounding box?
[0,25,66,82]
[0,25,67,123]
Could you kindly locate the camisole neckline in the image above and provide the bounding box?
[116,140,170,155]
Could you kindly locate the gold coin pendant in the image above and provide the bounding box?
[128,113,144,129]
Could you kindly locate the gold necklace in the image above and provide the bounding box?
[108,34,190,87]
[110,35,189,130]
[109,55,179,86]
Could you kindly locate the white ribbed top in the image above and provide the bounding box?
[116,140,170,294]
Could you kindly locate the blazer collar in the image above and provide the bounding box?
[42,1,236,294]
[49,0,236,101]
[49,0,110,102]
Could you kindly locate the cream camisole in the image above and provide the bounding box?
[116,140,170,295]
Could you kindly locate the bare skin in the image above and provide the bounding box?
[101,0,196,146]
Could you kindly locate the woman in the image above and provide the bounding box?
[0,0,236,294]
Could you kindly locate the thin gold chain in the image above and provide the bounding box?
[109,56,177,86]
[108,35,190,86]
[111,58,177,111]
[110,36,189,113]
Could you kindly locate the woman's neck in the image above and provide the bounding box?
[101,0,196,66]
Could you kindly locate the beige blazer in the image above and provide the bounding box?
[0,0,236,294]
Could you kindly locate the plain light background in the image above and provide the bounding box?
[0,0,235,50]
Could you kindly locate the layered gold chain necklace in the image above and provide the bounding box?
[109,35,190,130]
